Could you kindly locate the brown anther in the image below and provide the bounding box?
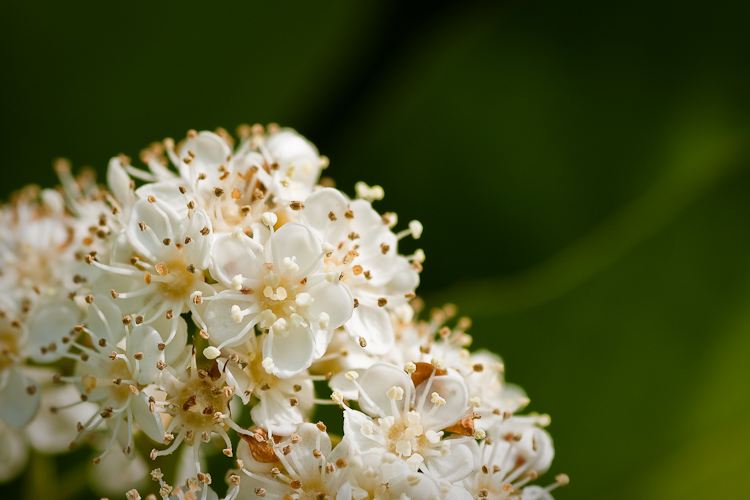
[328,211,337,221]
[377,297,387,307]
[182,394,197,411]
[200,226,210,236]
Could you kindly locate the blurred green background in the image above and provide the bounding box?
[3,1,750,498]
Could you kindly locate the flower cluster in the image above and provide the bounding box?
[0,125,567,499]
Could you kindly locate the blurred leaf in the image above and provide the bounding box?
[427,137,750,499]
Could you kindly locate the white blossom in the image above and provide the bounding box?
[0,125,563,498]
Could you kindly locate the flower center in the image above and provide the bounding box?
[155,257,200,301]
[384,411,426,458]
[256,266,307,325]
[173,375,232,434]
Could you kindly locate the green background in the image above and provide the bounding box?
[3,1,750,498]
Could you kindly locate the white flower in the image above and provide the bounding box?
[217,342,314,436]
[56,296,185,462]
[87,190,213,345]
[301,187,421,354]
[149,353,245,468]
[342,362,475,485]
[202,222,352,377]
[236,422,355,499]
[110,126,326,235]
[462,417,565,499]
[347,450,473,499]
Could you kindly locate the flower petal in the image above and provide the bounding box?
[425,437,475,482]
[417,372,469,431]
[127,325,164,385]
[130,390,164,442]
[200,292,257,350]
[0,368,40,428]
[26,299,80,363]
[269,223,322,277]
[357,362,413,418]
[177,131,231,184]
[85,295,126,345]
[0,421,29,482]
[301,188,349,239]
[126,199,174,262]
[344,305,393,356]
[209,232,263,288]
[262,325,315,378]
[307,279,353,331]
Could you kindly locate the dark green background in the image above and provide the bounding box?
[3,1,750,498]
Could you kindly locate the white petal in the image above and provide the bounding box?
[178,131,232,183]
[106,156,133,206]
[425,438,474,482]
[251,390,305,436]
[288,423,332,480]
[357,363,413,418]
[388,468,441,499]
[131,390,164,442]
[27,299,80,363]
[85,295,126,345]
[417,372,469,431]
[307,279,353,330]
[135,181,189,219]
[202,293,255,348]
[182,207,213,269]
[26,382,96,453]
[0,421,29,482]
[342,409,382,454]
[344,305,394,356]
[269,223,322,277]
[150,315,189,365]
[301,188,349,238]
[127,325,164,385]
[210,233,263,288]
[89,448,148,497]
[383,257,420,296]
[262,325,316,378]
[126,199,173,262]
[0,368,41,428]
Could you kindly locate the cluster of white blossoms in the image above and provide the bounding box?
[0,124,567,499]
